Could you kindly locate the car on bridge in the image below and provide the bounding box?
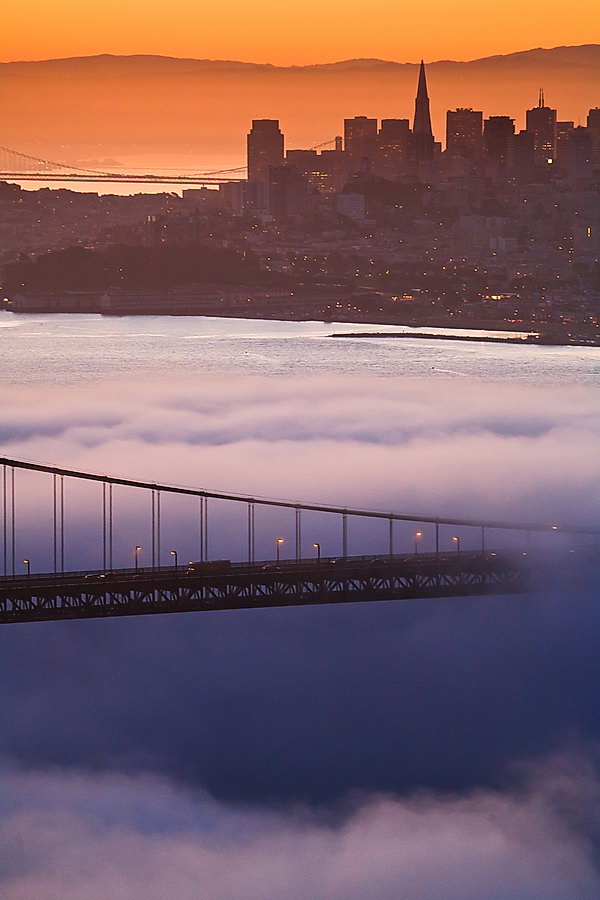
[186,560,232,576]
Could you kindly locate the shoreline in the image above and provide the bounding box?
[3,306,597,348]
[329,331,600,348]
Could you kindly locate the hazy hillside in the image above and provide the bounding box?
[1,46,598,168]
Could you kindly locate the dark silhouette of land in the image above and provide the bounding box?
[2,245,261,292]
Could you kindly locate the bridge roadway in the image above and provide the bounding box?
[0,173,244,185]
[0,550,531,625]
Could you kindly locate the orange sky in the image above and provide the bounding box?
[2,0,598,64]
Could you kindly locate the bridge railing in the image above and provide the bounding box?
[0,548,518,586]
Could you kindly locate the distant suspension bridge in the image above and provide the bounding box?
[0,456,597,625]
[0,144,245,184]
[0,138,338,186]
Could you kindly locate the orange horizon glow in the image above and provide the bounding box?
[1,0,598,65]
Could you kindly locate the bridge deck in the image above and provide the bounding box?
[0,551,531,625]
[0,173,243,184]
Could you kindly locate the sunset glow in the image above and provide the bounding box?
[1,0,598,64]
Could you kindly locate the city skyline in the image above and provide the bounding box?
[2,45,598,168]
[242,61,598,196]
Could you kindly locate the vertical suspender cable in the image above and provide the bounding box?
[156,491,161,568]
[60,475,65,573]
[102,482,107,571]
[295,506,301,563]
[10,467,15,576]
[203,497,209,561]
[52,473,57,573]
[108,483,113,570]
[151,490,156,568]
[199,497,204,563]
[2,465,6,576]
[389,518,393,557]
[247,502,255,564]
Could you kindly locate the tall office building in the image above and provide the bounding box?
[247,120,285,183]
[376,118,411,177]
[525,90,557,164]
[344,116,378,173]
[484,116,515,166]
[413,60,435,162]
[555,121,575,169]
[446,108,483,157]
[567,127,593,179]
[587,108,600,163]
[378,118,411,149]
[511,130,535,180]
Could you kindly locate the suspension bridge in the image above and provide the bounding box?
[0,145,246,185]
[0,456,596,625]
[0,139,338,186]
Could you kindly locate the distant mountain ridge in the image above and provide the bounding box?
[1,45,598,165]
[2,44,599,70]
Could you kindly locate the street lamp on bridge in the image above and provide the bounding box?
[313,542,321,562]
[414,531,422,558]
[452,536,461,556]
[276,538,284,563]
[23,558,30,578]
[170,550,178,568]
[134,545,142,571]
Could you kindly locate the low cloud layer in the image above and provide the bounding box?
[1,758,599,899]
[2,375,600,532]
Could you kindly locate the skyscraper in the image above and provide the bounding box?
[555,121,575,169]
[413,60,435,162]
[587,108,600,164]
[484,116,515,166]
[376,118,411,177]
[247,120,285,183]
[567,127,594,179]
[446,108,483,157]
[525,90,557,165]
[344,116,378,174]
[511,130,535,180]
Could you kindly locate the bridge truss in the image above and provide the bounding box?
[0,553,529,625]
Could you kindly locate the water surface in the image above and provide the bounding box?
[1,311,598,386]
